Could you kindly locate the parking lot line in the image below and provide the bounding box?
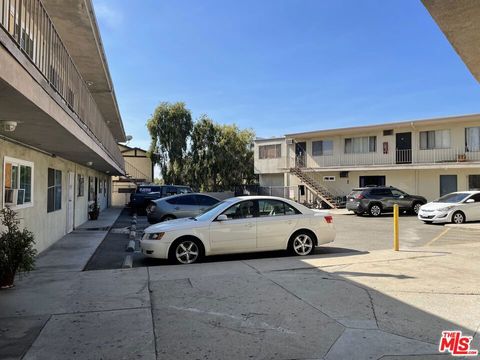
[425,228,450,247]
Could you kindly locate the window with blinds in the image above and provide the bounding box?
[258,144,282,159]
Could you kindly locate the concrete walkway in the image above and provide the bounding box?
[1,210,479,359]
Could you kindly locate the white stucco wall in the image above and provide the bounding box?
[1,138,112,253]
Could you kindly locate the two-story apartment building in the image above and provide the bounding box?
[111,144,154,206]
[255,114,480,206]
[0,0,126,252]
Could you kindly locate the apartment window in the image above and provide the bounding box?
[259,144,281,159]
[3,157,33,208]
[312,140,333,156]
[469,175,480,190]
[47,168,62,213]
[419,130,450,150]
[323,176,335,182]
[466,127,480,152]
[77,174,85,197]
[344,136,376,154]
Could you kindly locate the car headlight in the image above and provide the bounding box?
[144,232,165,240]
[438,206,455,212]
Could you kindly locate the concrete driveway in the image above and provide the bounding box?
[2,208,480,359]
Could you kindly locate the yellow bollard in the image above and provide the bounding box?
[393,204,399,251]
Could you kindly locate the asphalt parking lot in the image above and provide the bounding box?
[85,207,480,270]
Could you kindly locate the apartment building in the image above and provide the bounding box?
[255,114,480,206]
[111,144,154,206]
[0,0,126,252]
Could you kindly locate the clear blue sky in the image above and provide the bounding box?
[93,0,480,151]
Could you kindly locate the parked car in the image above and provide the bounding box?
[129,185,192,212]
[418,191,480,224]
[141,196,335,264]
[146,193,220,224]
[346,186,427,217]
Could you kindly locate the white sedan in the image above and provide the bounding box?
[418,191,480,224]
[140,196,335,264]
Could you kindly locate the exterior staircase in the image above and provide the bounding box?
[122,160,151,184]
[290,167,342,209]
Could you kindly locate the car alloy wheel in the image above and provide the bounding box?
[413,203,422,215]
[175,240,199,264]
[292,234,313,256]
[369,205,381,217]
[452,212,465,224]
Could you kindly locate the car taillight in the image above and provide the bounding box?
[324,215,333,224]
[356,194,364,199]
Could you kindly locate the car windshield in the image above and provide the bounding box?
[194,200,228,221]
[434,192,470,203]
[348,190,363,198]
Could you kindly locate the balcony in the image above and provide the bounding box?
[0,0,123,168]
[290,148,480,170]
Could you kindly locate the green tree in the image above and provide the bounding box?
[186,117,256,191]
[147,102,193,184]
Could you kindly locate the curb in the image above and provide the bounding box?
[122,254,133,268]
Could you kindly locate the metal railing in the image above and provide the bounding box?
[288,148,480,169]
[0,0,123,168]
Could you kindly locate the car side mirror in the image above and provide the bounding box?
[466,198,475,203]
[399,195,405,199]
[216,214,228,221]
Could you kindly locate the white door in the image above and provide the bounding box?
[66,172,75,233]
[209,200,257,254]
[256,199,298,250]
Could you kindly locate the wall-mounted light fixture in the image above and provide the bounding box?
[0,121,18,132]
[86,161,93,166]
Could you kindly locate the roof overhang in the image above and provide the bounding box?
[422,0,480,83]
[285,113,480,140]
[41,0,126,142]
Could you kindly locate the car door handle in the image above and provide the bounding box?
[174,207,180,210]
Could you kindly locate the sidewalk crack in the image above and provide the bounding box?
[147,267,159,360]
[20,314,52,360]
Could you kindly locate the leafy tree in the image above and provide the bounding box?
[186,117,255,191]
[147,102,193,184]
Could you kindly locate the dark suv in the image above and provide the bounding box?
[346,186,427,217]
[130,185,192,212]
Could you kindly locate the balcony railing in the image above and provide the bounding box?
[289,148,480,169]
[0,0,123,168]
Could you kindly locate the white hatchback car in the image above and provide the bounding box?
[418,191,480,224]
[141,196,335,264]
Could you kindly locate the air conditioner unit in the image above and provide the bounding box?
[4,189,24,206]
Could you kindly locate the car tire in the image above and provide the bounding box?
[162,215,176,222]
[451,211,466,224]
[412,202,422,215]
[288,231,316,257]
[169,237,203,264]
[368,204,382,217]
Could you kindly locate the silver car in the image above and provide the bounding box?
[146,193,220,224]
